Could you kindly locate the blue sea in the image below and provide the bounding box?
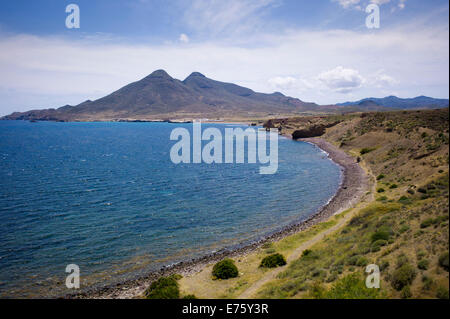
[0,121,341,298]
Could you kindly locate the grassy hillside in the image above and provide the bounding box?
[257,108,449,299]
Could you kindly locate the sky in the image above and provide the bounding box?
[0,0,448,115]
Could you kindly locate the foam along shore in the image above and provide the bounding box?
[72,137,369,299]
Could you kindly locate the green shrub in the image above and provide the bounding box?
[302,249,312,257]
[323,274,380,299]
[212,258,239,279]
[389,184,398,189]
[379,260,390,271]
[438,252,449,271]
[377,188,385,193]
[182,294,198,299]
[301,249,319,261]
[144,276,180,299]
[360,148,376,155]
[260,253,287,268]
[170,273,183,280]
[396,255,409,268]
[420,218,434,228]
[401,286,412,299]
[371,239,388,252]
[391,264,416,291]
[436,286,449,299]
[398,224,410,233]
[371,231,390,242]
[398,196,412,205]
[346,255,361,266]
[417,259,429,270]
[421,275,434,291]
[377,174,385,180]
[308,281,326,299]
[356,256,369,267]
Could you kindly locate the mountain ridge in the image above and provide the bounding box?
[2,70,448,121]
[1,70,318,121]
[336,95,449,110]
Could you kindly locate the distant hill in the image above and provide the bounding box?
[1,70,319,121]
[336,96,449,110]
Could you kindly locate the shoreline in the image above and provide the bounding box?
[70,137,369,299]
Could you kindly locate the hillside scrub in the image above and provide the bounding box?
[254,109,449,299]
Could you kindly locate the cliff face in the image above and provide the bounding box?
[264,116,341,138]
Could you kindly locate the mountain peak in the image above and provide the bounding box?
[146,69,172,79]
[185,72,206,80]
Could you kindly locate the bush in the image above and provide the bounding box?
[346,255,361,266]
[308,281,326,299]
[398,196,412,205]
[391,264,416,291]
[398,224,410,234]
[377,174,385,180]
[323,274,380,299]
[438,252,449,271]
[371,239,388,252]
[260,253,287,268]
[371,231,390,242]
[356,256,369,267]
[436,286,449,299]
[401,286,412,299]
[389,184,398,189]
[417,188,427,194]
[417,259,429,270]
[360,148,375,155]
[212,259,239,279]
[182,294,198,299]
[377,188,385,193]
[420,218,434,229]
[144,276,180,299]
[421,275,434,291]
[302,249,313,257]
[379,260,390,271]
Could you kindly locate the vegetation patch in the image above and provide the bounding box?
[260,253,287,268]
[391,264,416,291]
[212,259,239,280]
[144,276,180,299]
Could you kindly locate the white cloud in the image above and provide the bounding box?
[183,0,279,36]
[0,22,447,115]
[268,76,297,90]
[370,0,391,5]
[179,33,190,43]
[317,66,365,93]
[370,70,398,88]
[333,0,361,9]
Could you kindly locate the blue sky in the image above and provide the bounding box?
[0,0,448,115]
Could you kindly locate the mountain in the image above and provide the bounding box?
[336,95,449,110]
[2,70,319,121]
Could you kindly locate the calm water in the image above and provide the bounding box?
[0,121,341,298]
